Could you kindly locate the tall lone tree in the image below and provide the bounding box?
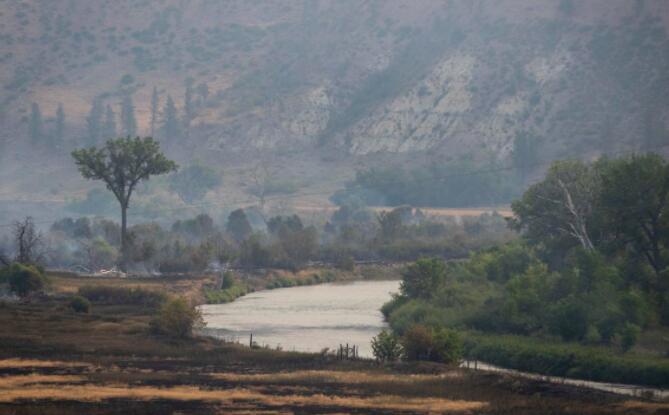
[120,94,137,137]
[71,137,177,270]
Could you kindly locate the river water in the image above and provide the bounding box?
[200,280,400,357]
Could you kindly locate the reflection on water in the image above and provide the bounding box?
[200,280,400,357]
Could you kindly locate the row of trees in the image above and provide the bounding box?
[29,102,65,147]
[28,79,207,150]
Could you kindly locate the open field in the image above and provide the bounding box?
[0,273,666,414]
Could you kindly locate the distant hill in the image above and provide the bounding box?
[1,0,668,210]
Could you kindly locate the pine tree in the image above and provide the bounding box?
[183,80,195,139]
[120,94,137,137]
[54,103,65,147]
[103,104,116,140]
[196,82,209,105]
[86,99,103,146]
[162,94,180,142]
[29,103,43,143]
[150,86,159,137]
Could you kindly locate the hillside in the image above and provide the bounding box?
[1,0,669,218]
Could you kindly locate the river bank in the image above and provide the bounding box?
[203,262,405,304]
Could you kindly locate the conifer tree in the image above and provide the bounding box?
[150,86,159,137]
[29,103,43,143]
[86,99,103,146]
[183,80,195,139]
[54,103,65,147]
[103,104,116,140]
[162,94,180,142]
[120,94,137,137]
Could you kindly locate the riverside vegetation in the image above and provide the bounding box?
[379,154,669,387]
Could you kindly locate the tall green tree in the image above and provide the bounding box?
[86,99,103,145]
[29,103,43,143]
[226,209,252,242]
[120,94,137,137]
[510,160,601,253]
[400,257,447,300]
[71,137,177,270]
[599,154,669,277]
[162,95,180,142]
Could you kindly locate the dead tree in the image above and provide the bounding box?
[13,217,44,264]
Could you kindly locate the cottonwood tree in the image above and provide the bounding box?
[599,154,669,277]
[510,160,600,253]
[72,137,177,270]
[226,209,252,242]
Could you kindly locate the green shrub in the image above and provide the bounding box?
[221,271,235,289]
[620,323,641,353]
[371,329,403,362]
[335,255,355,271]
[431,327,463,364]
[464,334,669,387]
[68,295,91,313]
[204,283,247,304]
[150,297,203,338]
[78,286,165,307]
[5,263,46,297]
[402,324,434,361]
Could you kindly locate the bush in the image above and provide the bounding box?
[335,255,355,271]
[150,297,203,338]
[620,323,641,353]
[5,263,46,297]
[204,283,248,304]
[221,271,235,289]
[68,295,91,313]
[464,334,669,387]
[402,324,434,361]
[371,329,403,362]
[78,286,166,307]
[431,327,463,364]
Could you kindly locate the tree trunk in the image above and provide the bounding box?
[120,204,128,272]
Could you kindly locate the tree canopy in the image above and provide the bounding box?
[72,137,177,269]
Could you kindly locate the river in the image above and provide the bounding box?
[200,280,400,357]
